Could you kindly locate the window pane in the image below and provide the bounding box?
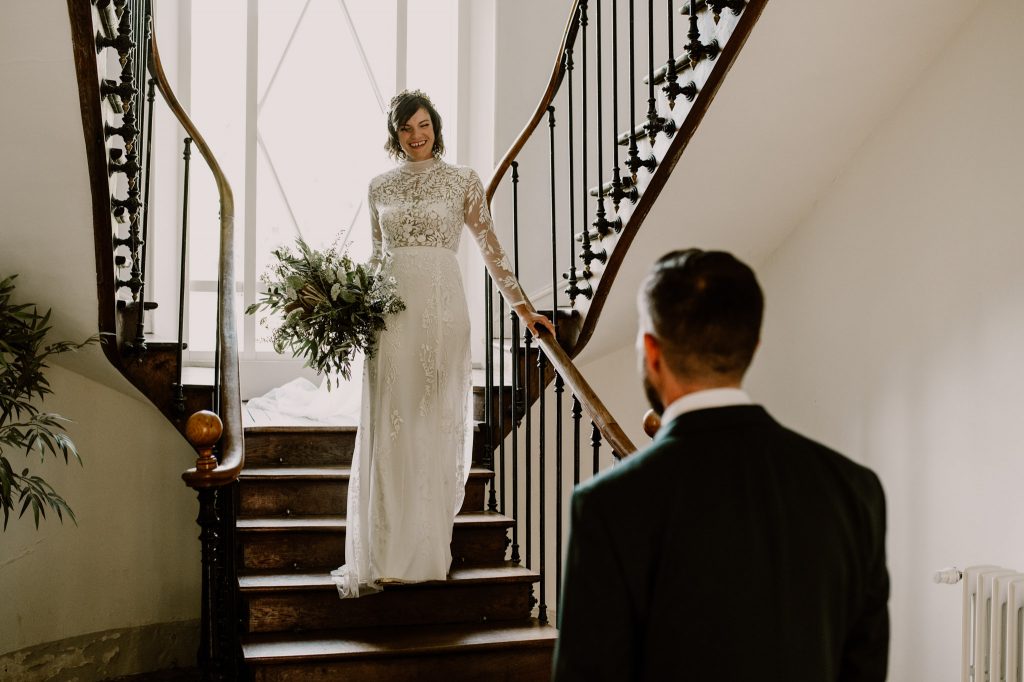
[188,288,245,353]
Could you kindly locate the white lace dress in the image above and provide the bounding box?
[331,157,525,598]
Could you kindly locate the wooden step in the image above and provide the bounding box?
[246,424,495,468]
[239,563,539,633]
[244,426,358,468]
[243,619,556,682]
[237,512,512,571]
[238,466,492,517]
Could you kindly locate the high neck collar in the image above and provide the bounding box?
[400,156,441,173]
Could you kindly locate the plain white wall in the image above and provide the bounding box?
[0,366,200,654]
[744,0,1024,677]
[0,1,201,659]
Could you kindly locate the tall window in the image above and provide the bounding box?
[182,0,460,367]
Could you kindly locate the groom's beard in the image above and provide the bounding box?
[642,369,665,416]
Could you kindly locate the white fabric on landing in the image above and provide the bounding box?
[333,157,509,598]
[245,358,363,426]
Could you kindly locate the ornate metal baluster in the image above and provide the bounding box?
[592,421,602,476]
[572,2,597,299]
[686,0,720,68]
[555,373,564,617]
[707,0,745,23]
[537,347,548,625]
[572,395,582,485]
[588,0,614,256]
[510,162,522,564]
[564,40,580,306]
[485,270,497,512]
[626,0,656,178]
[646,0,672,139]
[524,328,533,570]
[498,294,506,516]
[173,137,193,414]
[134,77,157,352]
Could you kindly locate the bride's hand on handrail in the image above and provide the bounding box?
[516,307,557,339]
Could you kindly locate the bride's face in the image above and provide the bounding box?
[397,107,435,162]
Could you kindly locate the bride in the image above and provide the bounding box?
[331,90,553,598]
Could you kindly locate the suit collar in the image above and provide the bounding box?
[653,404,774,445]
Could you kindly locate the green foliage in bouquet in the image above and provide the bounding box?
[246,238,405,383]
[1,275,94,530]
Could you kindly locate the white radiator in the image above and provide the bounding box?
[935,566,1024,682]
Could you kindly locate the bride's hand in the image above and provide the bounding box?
[518,309,557,339]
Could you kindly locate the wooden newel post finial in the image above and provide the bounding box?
[186,410,223,471]
[642,409,661,439]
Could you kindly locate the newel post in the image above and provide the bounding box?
[186,410,226,680]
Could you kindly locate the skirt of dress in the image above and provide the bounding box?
[332,246,474,598]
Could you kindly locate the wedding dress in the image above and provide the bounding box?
[331,157,525,598]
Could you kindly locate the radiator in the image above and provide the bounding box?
[935,566,1024,682]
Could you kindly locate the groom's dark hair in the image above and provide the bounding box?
[639,248,764,381]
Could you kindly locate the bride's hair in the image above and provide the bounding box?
[385,89,445,160]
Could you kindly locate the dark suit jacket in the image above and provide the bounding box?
[552,405,889,681]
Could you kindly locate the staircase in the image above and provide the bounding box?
[236,420,555,680]
[68,0,769,678]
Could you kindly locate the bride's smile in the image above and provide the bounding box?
[397,107,435,162]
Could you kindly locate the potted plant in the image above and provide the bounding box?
[0,275,93,530]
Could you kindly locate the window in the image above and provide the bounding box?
[177,0,461,381]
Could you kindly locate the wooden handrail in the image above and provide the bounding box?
[146,17,244,488]
[485,0,583,202]
[484,0,636,457]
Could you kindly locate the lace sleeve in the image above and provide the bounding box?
[367,184,383,270]
[464,169,528,309]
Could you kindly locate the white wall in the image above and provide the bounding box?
[744,0,1024,677]
[0,1,201,670]
[0,366,200,656]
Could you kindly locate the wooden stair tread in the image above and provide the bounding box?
[238,562,538,592]
[245,424,358,435]
[242,619,557,662]
[237,512,512,532]
[240,466,492,480]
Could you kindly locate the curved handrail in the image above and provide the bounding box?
[147,17,244,488]
[485,1,582,201]
[484,0,636,457]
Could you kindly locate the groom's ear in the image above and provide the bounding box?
[643,333,662,374]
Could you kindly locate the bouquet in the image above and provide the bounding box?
[245,238,405,383]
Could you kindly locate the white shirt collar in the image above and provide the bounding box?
[658,387,753,434]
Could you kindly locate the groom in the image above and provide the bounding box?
[552,249,889,681]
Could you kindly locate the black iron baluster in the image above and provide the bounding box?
[626,0,657,178]
[563,40,580,306]
[134,77,157,352]
[646,0,672,139]
[592,421,602,476]
[510,162,522,564]
[574,1,597,299]
[610,0,625,208]
[173,137,193,414]
[588,0,614,256]
[572,395,582,485]
[498,293,506,516]
[663,0,685,107]
[707,0,745,24]
[537,347,548,625]
[555,373,564,615]
[686,0,720,67]
[485,270,497,512]
[524,328,533,571]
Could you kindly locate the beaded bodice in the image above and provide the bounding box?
[368,158,525,305]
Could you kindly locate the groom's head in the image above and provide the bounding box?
[637,249,764,414]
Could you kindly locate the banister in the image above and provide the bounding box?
[485,0,637,457]
[145,16,244,488]
[485,0,583,201]
[535,331,637,456]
